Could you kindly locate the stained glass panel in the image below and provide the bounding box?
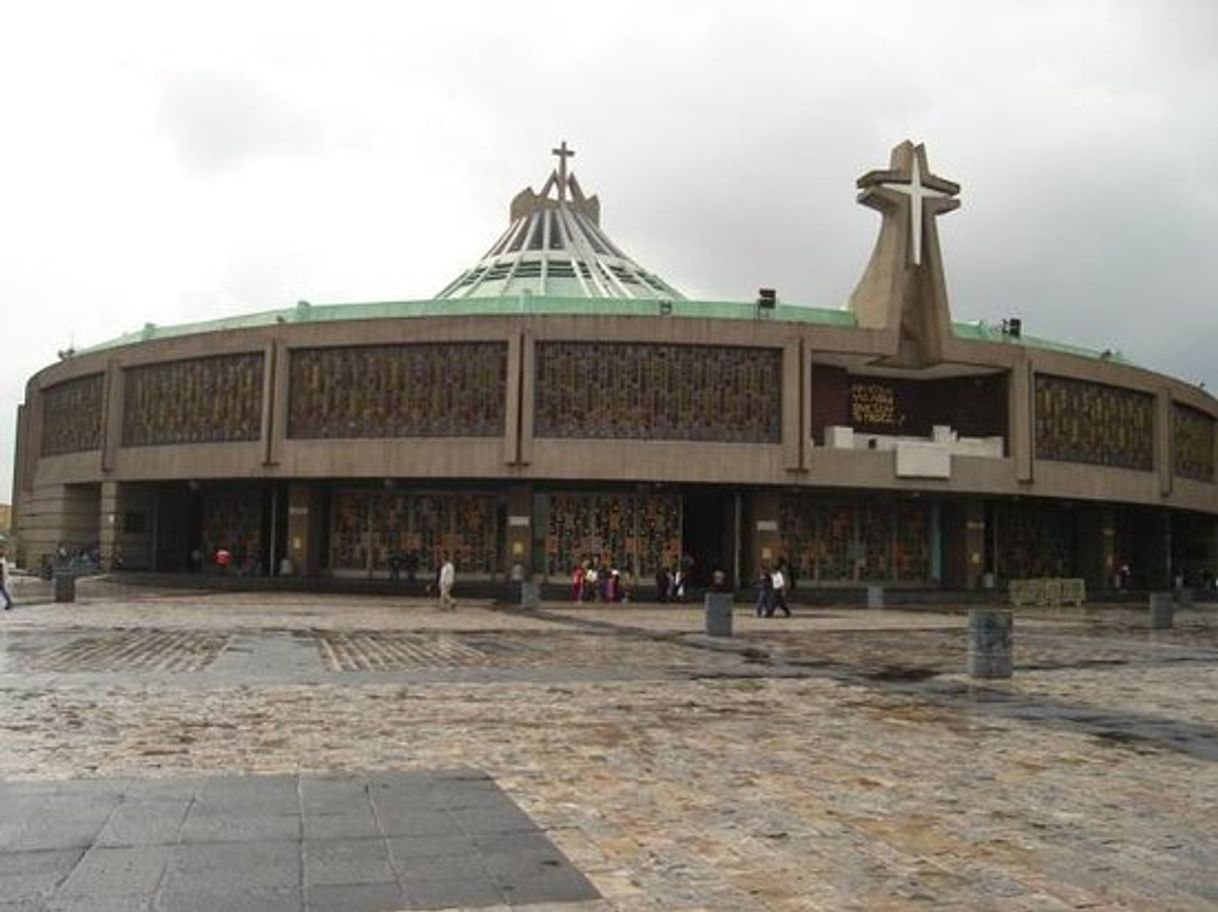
[41,374,104,456]
[1034,374,1153,470]
[1173,403,1215,482]
[778,495,930,583]
[534,342,781,442]
[545,493,681,578]
[123,354,263,447]
[288,343,506,439]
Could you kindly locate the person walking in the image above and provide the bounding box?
[582,557,596,601]
[755,566,773,617]
[0,548,14,611]
[438,553,457,612]
[571,564,585,602]
[770,561,792,617]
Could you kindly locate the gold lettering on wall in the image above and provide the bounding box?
[850,382,905,428]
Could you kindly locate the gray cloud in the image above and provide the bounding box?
[155,70,326,175]
[3,0,1218,502]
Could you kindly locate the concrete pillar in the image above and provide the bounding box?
[1156,388,1172,497]
[99,481,120,566]
[968,608,1013,678]
[1149,592,1174,629]
[519,580,540,610]
[782,338,802,472]
[518,331,535,466]
[503,332,523,466]
[705,591,733,636]
[100,359,123,474]
[1012,360,1033,483]
[963,498,986,590]
[747,490,782,582]
[504,485,533,576]
[11,404,27,566]
[286,483,316,576]
[1140,512,1172,590]
[1077,505,1115,591]
[263,341,285,467]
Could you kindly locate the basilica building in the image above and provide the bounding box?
[12,141,1218,591]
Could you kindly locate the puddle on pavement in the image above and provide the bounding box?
[865,666,940,682]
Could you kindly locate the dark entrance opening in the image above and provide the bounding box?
[681,489,736,589]
[150,482,202,572]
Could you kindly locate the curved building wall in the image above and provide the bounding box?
[12,310,1218,588]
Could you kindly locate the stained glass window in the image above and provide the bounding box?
[778,495,931,583]
[288,343,506,439]
[545,492,681,578]
[1034,374,1154,470]
[1173,403,1215,482]
[41,374,104,456]
[122,354,263,447]
[329,490,499,575]
[534,342,781,442]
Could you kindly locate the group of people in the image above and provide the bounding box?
[205,545,261,576]
[387,550,421,585]
[654,565,690,603]
[571,559,629,603]
[755,560,793,617]
[655,552,697,603]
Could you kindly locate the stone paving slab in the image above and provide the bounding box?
[0,592,1216,909]
[0,771,598,911]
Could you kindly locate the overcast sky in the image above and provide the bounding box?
[3,0,1216,502]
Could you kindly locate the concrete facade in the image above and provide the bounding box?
[11,142,1218,587]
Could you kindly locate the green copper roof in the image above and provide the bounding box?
[952,320,1134,364]
[76,296,857,355]
[74,295,1133,370]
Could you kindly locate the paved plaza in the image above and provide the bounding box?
[0,581,1215,910]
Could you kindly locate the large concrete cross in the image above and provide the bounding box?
[551,141,575,201]
[876,154,952,266]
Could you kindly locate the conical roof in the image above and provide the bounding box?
[436,142,684,301]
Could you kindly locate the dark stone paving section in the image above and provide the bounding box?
[0,770,598,911]
[317,632,501,671]
[10,632,231,674]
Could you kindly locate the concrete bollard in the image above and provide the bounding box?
[53,571,76,603]
[1149,592,1174,629]
[967,608,1013,679]
[705,592,733,637]
[866,585,884,609]
[519,580,539,611]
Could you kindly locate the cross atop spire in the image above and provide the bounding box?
[551,140,575,202]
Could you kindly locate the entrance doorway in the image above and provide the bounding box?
[681,490,736,589]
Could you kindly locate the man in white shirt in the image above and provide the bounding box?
[769,562,791,617]
[438,554,456,612]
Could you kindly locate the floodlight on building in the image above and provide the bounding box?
[757,288,776,320]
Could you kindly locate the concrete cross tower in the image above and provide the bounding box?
[848,141,961,368]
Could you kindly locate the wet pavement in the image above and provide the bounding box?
[0,586,1215,910]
